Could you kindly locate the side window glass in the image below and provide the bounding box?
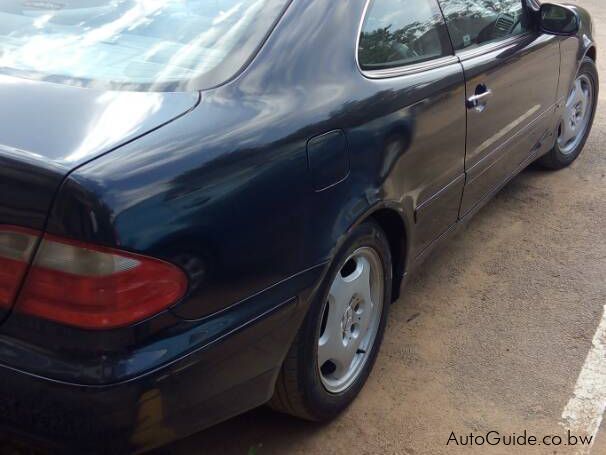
[358,0,452,71]
[438,0,531,51]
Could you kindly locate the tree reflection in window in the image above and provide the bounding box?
[358,0,449,70]
[438,0,530,50]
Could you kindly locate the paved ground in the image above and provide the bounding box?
[163,1,606,454]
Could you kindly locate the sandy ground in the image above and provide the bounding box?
[161,0,606,454]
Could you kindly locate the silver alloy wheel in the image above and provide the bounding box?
[317,247,384,394]
[558,74,594,155]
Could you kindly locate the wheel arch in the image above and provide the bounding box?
[361,205,410,302]
[586,46,597,63]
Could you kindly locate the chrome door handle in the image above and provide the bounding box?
[466,89,493,112]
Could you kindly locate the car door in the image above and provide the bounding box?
[354,0,467,256]
[438,0,560,216]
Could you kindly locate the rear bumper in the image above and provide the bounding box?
[0,294,305,453]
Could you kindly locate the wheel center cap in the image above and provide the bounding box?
[342,306,353,334]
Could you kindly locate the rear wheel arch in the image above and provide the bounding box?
[364,207,408,302]
[586,46,597,63]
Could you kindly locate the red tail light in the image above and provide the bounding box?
[0,226,40,308]
[14,233,188,329]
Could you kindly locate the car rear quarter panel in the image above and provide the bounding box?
[40,0,591,327]
[46,0,377,321]
[46,0,465,323]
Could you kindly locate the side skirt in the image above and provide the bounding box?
[400,144,544,290]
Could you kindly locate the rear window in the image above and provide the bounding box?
[0,0,290,91]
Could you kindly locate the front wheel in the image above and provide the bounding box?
[269,221,392,421]
[538,57,598,170]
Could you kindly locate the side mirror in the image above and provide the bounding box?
[540,3,579,35]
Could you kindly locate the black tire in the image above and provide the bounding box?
[268,221,392,421]
[537,56,598,170]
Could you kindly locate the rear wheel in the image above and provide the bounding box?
[538,57,598,170]
[269,221,392,420]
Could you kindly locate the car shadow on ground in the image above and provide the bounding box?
[154,407,324,454]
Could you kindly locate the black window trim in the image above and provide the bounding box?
[355,0,458,79]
